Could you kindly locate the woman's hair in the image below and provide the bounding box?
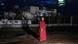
[40,16,45,21]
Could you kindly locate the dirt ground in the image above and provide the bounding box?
[5,33,78,44]
[0,27,78,44]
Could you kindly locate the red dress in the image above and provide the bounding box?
[39,20,46,41]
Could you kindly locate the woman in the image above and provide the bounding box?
[39,17,47,42]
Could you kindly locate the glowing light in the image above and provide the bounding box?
[1,3,5,6]
[58,0,64,6]
[59,0,63,1]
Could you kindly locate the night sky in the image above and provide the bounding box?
[0,0,78,16]
[0,0,57,12]
[0,0,57,7]
[65,0,78,16]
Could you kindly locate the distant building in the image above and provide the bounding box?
[30,6,39,14]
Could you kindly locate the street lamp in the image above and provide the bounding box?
[58,0,65,6]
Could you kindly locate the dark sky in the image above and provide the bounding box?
[0,0,57,6]
[0,0,57,12]
[0,0,57,10]
[65,0,78,16]
[0,0,78,16]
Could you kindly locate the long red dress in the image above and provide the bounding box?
[39,19,46,42]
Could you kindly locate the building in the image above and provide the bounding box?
[30,6,39,14]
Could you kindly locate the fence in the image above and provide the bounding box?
[0,16,78,28]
